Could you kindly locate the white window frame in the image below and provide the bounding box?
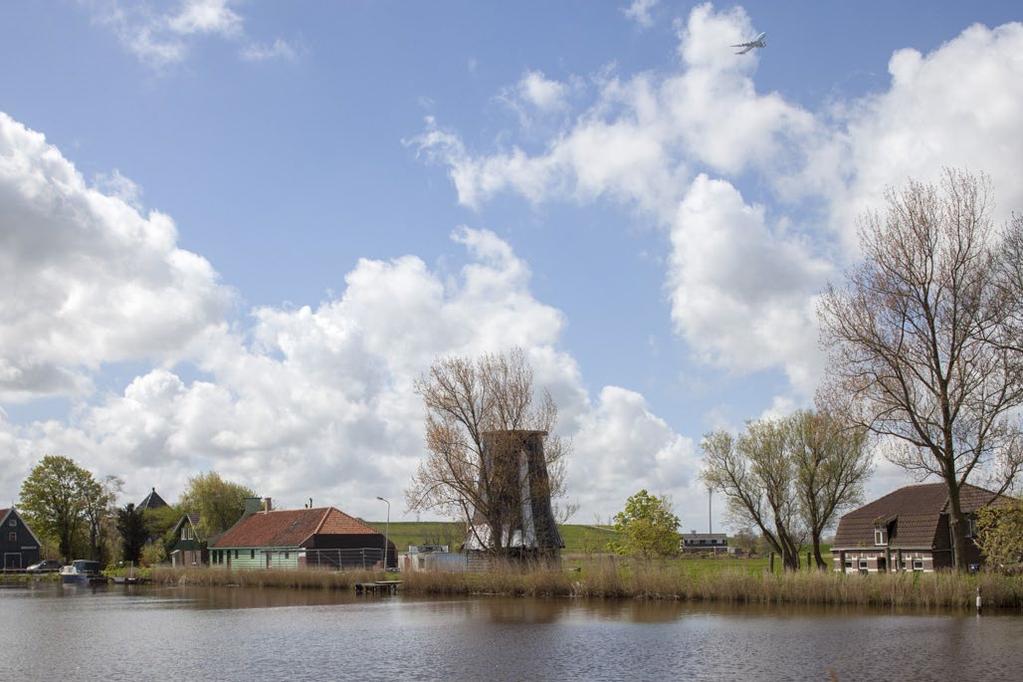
[874,528,887,546]
[913,559,924,571]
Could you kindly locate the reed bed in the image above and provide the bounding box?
[151,567,384,591]
[150,560,1023,610]
[400,558,1023,609]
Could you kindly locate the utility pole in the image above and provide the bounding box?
[376,496,391,570]
[708,487,713,534]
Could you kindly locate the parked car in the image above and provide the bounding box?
[26,560,63,573]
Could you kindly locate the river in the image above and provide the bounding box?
[2,584,1021,680]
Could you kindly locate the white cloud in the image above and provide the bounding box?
[0,111,699,519]
[0,112,231,402]
[518,70,569,112]
[2,227,696,520]
[790,21,1023,250]
[669,175,831,395]
[413,4,1023,408]
[166,0,242,37]
[240,38,300,63]
[622,0,659,29]
[86,0,295,67]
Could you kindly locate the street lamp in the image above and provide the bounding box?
[376,496,390,570]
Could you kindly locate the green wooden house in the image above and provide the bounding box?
[209,502,395,570]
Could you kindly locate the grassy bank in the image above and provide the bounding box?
[149,562,1023,610]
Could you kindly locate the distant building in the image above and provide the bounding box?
[831,483,1015,573]
[1,508,42,570]
[463,430,565,559]
[169,513,207,568]
[681,531,730,554]
[399,544,467,572]
[209,501,395,570]
[138,487,168,511]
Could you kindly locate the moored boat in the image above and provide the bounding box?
[59,560,107,586]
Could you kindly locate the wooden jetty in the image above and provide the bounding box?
[354,580,402,595]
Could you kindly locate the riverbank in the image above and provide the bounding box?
[151,563,1023,610]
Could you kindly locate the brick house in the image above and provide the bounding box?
[831,483,1014,573]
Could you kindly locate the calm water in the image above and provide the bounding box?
[2,584,1022,681]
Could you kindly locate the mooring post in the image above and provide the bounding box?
[769,552,775,574]
[976,586,982,615]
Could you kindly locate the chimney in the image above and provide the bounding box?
[243,497,262,516]
[263,497,272,513]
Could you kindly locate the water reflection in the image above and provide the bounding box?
[2,585,1022,681]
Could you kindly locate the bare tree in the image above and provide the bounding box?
[818,169,1023,571]
[405,348,568,554]
[702,421,805,571]
[789,410,871,569]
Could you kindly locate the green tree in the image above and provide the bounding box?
[179,472,255,538]
[18,455,96,562]
[117,503,148,565]
[609,490,681,559]
[975,501,1023,570]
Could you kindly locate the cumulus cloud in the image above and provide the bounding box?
[0,108,698,519]
[1,224,696,519]
[413,3,1023,409]
[669,175,831,394]
[0,112,231,402]
[86,0,297,67]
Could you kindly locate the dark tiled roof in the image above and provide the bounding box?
[212,507,379,548]
[138,488,168,510]
[0,508,9,519]
[833,483,1014,549]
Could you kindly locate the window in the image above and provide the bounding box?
[251,550,255,559]
[8,531,16,542]
[284,551,290,560]
[181,526,191,541]
[858,559,869,574]
[874,528,887,546]
[966,516,978,538]
[913,559,924,571]
[8,519,15,526]
[234,549,239,559]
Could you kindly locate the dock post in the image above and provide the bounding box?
[769,552,775,574]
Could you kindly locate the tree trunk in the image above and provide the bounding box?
[812,534,827,570]
[946,488,969,571]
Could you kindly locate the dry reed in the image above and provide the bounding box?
[151,560,1023,610]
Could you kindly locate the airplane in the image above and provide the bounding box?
[732,32,766,55]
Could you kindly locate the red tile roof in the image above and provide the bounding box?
[211,507,379,548]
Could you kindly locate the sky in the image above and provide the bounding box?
[2,1,1022,529]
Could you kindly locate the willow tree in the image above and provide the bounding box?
[818,169,1023,571]
[702,420,804,571]
[789,410,871,569]
[405,348,567,554]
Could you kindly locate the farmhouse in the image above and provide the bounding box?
[1,508,42,570]
[831,483,1013,573]
[209,500,395,570]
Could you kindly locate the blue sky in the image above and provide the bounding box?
[2,1,1022,526]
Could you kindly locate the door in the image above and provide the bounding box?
[4,553,21,570]
[877,557,887,573]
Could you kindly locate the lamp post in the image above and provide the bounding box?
[376,496,390,570]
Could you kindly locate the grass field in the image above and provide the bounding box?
[366,521,622,553]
